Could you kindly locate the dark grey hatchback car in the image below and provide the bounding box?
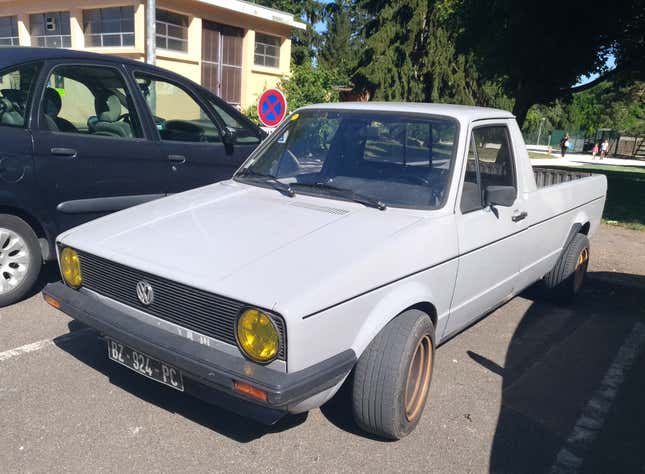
[0,47,265,306]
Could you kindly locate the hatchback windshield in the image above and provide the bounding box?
[235,110,459,209]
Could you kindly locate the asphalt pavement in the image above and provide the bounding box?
[1,224,644,473]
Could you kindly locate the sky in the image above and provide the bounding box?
[576,54,616,86]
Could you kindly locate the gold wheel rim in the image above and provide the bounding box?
[404,335,433,422]
[574,247,589,291]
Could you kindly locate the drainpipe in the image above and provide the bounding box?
[145,0,156,65]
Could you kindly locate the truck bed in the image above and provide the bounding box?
[533,167,592,188]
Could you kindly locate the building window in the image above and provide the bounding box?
[156,9,188,52]
[30,12,71,48]
[83,7,134,47]
[254,33,280,68]
[0,16,19,46]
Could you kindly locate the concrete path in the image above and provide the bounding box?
[531,152,645,168]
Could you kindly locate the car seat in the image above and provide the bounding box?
[43,88,78,133]
[93,93,132,138]
[0,97,23,126]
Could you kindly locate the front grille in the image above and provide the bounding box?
[77,251,286,360]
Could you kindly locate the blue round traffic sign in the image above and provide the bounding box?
[257,89,287,127]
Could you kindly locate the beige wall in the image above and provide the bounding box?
[0,0,296,109]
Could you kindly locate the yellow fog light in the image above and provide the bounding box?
[236,308,279,363]
[60,247,82,288]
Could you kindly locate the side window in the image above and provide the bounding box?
[208,98,260,145]
[40,65,143,139]
[460,125,516,213]
[0,62,42,128]
[135,73,222,143]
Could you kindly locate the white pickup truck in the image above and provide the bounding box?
[44,103,606,439]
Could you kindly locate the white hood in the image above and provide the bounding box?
[60,181,439,318]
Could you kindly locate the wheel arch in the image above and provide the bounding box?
[0,205,54,260]
[350,280,440,359]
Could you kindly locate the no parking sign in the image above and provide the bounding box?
[257,88,287,128]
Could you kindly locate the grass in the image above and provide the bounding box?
[528,151,554,160]
[540,164,645,231]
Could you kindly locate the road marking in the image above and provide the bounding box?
[550,322,645,473]
[0,328,94,362]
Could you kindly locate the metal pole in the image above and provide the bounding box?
[536,118,545,146]
[145,0,156,65]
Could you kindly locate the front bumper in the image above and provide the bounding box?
[43,282,356,424]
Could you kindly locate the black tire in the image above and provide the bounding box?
[0,214,42,307]
[352,309,435,440]
[543,233,590,304]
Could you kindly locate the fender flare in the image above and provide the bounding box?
[350,280,437,359]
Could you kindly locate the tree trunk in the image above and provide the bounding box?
[511,80,532,128]
[513,100,531,129]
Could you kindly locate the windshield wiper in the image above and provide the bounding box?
[290,182,387,211]
[236,169,295,197]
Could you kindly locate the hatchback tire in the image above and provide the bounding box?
[352,309,435,440]
[0,214,42,307]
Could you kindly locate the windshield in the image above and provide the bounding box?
[235,110,459,209]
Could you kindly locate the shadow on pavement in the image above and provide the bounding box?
[53,323,307,443]
[482,272,645,473]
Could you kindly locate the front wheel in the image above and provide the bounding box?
[352,309,435,440]
[0,214,42,307]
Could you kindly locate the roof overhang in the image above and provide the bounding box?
[195,0,307,30]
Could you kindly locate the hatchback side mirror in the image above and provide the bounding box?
[223,127,238,154]
[484,185,516,207]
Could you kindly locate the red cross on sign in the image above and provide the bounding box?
[257,89,287,127]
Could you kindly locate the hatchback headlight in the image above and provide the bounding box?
[60,247,82,288]
[236,308,279,363]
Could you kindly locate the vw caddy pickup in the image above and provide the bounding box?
[44,103,606,439]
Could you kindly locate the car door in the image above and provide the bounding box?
[0,61,42,215]
[31,60,167,232]
[131,71,257,194]
[446,120,528,335]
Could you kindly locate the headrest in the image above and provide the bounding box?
[95,94,121,123]
[43,88,62,116]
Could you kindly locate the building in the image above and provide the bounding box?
[0,0,305,109]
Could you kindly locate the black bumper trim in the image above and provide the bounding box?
[43,282,356,411]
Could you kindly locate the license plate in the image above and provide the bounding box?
[107,339,184,392]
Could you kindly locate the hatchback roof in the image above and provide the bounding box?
[0,47,144,69]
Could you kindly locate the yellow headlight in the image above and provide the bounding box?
[60,247,82,288]
[236,308,279,363]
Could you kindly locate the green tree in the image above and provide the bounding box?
[353,0,509,108]
[319,0,360,80]
[458,0,645,126]
[278,62,345,109]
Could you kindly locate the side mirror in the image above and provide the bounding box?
[223,127,238,154]
[484,185,516,207]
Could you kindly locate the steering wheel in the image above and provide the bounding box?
[391,175,430,186]
[117,113,130,123]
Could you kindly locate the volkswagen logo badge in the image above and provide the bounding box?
[136,280,155,306]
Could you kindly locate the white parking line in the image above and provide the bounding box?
[0,328,94,362]
[550,322,645,473]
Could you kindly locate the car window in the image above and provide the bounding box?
[460,125,516,213]
[208,98,260,145]
[238,111,459,210]
[0,62,42,129]
[40,64,143,139]
[135,72,222,143]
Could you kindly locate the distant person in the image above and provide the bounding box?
[592,142,599,159]
[600,139,609,160]
[560,133,570,157]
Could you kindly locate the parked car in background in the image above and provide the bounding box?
[44,103,606,439]
[0,47,265,306]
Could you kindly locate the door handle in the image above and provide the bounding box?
[50,147,77,158]
[168,154,187,164]
[512,211,528,222]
